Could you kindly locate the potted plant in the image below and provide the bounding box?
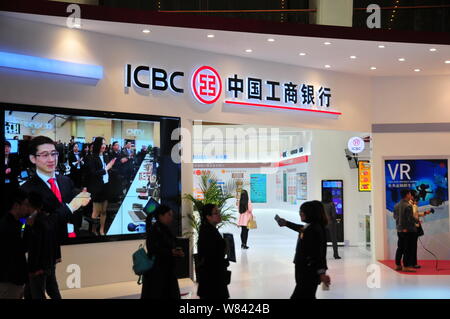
[183,172,238,281]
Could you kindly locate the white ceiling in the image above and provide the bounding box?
[1,11,450,77]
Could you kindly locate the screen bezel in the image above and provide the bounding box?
[1,102,181,245]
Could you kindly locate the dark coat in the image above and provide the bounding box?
[3,154,21,218]
[120,148,134,176]
[86,154,111,197]
[107,150,124,202]
[67,151,82,172]
[21,174,77,252]
[67,151,83,188]
[141,221,180,299]
[286,221,328,299]
[197,222,230,299]
[5,153,20,189]
[295,223,328,275]
[0,213,27,285]
[24,211,59,273]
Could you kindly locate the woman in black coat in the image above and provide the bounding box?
[276,200,331,299]
[141,205,183,299]
[87,137,116,236]
[197,204,230,299]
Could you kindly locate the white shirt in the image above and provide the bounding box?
[99,155,109,184]
[36,169,59,190]
[72,152,81,169]
[36,169,74,213]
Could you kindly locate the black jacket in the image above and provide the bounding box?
[322,202,337,225]
[197,222,230,299]
[24,211,59,273]
[120,148,134,176]
[286,221,328,275]
[87,154,111,194]
[67,151,83,173]
[141,221,180,299]
[0,213,27,285]
[21,174,77,251]
[394,199,416,232]
[5,154,21,189]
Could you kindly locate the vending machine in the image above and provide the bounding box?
[321,180,344,243]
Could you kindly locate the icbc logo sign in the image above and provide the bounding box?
[191,66,222,104]
[348,137,365,154]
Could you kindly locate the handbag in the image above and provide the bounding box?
[416,223,424,237]
[247,217,257,230]
[132,244,155,285]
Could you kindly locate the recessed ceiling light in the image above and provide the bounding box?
[267,38,275,42]
[324,42,331,45]
[324,65,331,68]
[370,67,377,70]
[446,60,450,64]
[350,56,357,59]
[398,58,405,62]
[142,29,151,34]
[299,52,306,56]
[414,69,421,72]
[207,34,215,38]
[245,49,253,53]
[429,48,437,52]
[378,45,385,48]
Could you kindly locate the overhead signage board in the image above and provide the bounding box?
[125,64,341,116]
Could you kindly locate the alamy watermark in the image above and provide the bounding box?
[66,4,81,29]
[366,264,381,289]
[66,264,81,289]
[171,123,285,175]
[366,4,381,29]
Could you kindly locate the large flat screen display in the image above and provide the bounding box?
[2,103,181,244]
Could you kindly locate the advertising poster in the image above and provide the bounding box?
[296,172,308,200]
[385,159,450,259]
[276,172,283,202]
[287,170,297,205]
[250,174,267,203]
[358,161,371,192]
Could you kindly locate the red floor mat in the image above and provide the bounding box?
[379,260,450,275]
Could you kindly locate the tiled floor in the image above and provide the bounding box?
[61,231,450,299]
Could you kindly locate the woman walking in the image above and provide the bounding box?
[237,190,253,249]
[276,200,331,299]
[197,204,230,299]
[141,205,183,299]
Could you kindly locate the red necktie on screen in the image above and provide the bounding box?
[48,178,62,203]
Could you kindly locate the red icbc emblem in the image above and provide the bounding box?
[191,66,222,104]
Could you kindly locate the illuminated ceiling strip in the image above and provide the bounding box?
[224,100,342,115]
[0,51,103,80]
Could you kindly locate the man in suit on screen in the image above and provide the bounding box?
[20,136,90,299]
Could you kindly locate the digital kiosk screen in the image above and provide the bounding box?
[321,180,343,215]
